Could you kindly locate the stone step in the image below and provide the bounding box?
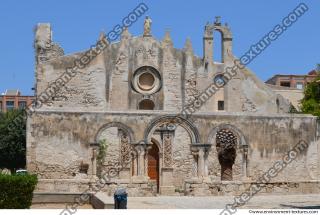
[91,192,114,209]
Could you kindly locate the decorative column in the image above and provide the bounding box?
[89,142,100,181]
[160,131,175,195]
[119,132,131,179]
[242,144,249,180]
[204,147,210,177]
[191,144,212,180]
[133,143,148,181]
[138,145,145,176]
[131,150,138,177]
[139,148,145,176]
[145,143,153,178]
[92,149,97,176]
[198,148,205,177]
[163,133,173,168]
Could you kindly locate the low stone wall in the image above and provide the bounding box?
[36,179,157,197]
[99,181,157,197]
[36,179,90,193]
[32,192,90,204]
[184,180,320,196]
[36,178,320,197]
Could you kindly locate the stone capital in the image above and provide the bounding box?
[190,144,212,155]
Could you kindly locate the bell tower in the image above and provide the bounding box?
[203,23,214,68]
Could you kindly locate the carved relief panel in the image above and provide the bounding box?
[162,133,173,168]
[119,130,131,168]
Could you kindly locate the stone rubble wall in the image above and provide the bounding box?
[34,24,291,114]
[184,181,320,196]
[172,126,196,188]
[27,111,319,196]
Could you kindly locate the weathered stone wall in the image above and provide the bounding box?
[96,127,121,178]
[184,181,320,196]
[30,22,319,196]
[27,111,319,195]
[172,126,195,189]
[34,24,291,114]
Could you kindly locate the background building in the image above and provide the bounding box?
[0,89,34,112]
[265,70,318,89]
[265,70,319,111]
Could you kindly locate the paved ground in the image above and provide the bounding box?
[30,194,320,209]
[31,203,93,209]
[126,194,320,209]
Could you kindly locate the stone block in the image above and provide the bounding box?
[160,186,175,195]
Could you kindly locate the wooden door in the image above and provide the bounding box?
[148,143,159,192]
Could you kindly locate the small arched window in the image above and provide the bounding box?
[139,99,155,110]
[214,74,227,87]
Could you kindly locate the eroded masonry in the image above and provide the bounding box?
[27,17,320,196]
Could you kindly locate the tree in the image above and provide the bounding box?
[301,71,320,117]
[0,110,27,173]
[97,139,108,177]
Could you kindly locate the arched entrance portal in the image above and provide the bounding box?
[208,124,249,181]
[148,141,160,193]
[216,128,237,180]
[144,115,200,195]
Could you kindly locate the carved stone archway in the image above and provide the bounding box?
[144,115,201,145]
[143,115,200,195]
[95,122,135,144]
[95,122,135,179]
[207,124,248,180]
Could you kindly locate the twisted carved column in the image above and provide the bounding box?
[163,133,173,168]
[119,132,131,168]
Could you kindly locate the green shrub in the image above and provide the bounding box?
[0,174,38,209]
[301,71,320,117]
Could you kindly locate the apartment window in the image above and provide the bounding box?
[218,100,224,110]
[6,101,14,110]
[296,82,304,90]
[18,101,27,109]
[280,81,290,87]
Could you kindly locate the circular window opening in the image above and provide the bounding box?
[214,74,227,87]
[139,99,155,110]
[138,72,155,91]
[132,66,161,95]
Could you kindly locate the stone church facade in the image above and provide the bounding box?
[27,17,320,196]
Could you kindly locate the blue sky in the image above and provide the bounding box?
[0,0,319,95]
